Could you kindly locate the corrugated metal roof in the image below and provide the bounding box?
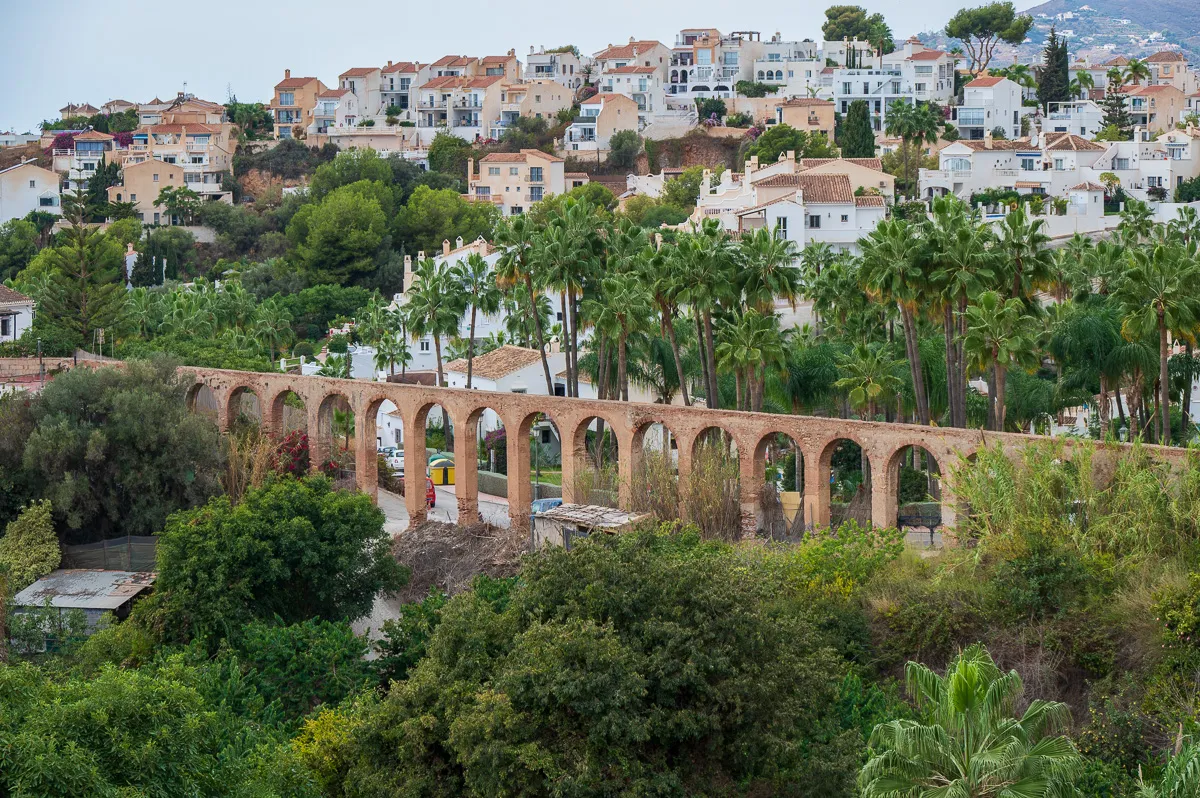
[13,569,156,610]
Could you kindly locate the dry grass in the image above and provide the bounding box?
[390,520,524,602]
[223,429,282,504]
[681,441,742,541]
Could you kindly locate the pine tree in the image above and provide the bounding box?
[38,204,126,348]
[839,100,876,158]
[1102,89,1133,138]
[1036,27,1070,111]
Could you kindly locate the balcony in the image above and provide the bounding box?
[524,174,544,183]
[419,100,446,109]
[453,98,482,109]
[185,143,208,152]
[129,144,149,152]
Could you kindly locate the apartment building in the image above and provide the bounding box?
[106,158,186,224]
[1043,100,1105,138]
[138,94,226,127]
[1185,92,1200,125]
[920,127,1200,202]
[774,98,835,137]
[466,149,565,216]
[270,70,326,138]
[526,46,586,90]
[480,52,522,82]
[59,103,100,118]
[565,93,640,152]
[430,55,479,78]
[416,75,505,141]
[822,38,877,68]
[593,39,672,82]
[339,67,383,120]
[951,76,1026,140]
[120,123,234,202]
[1124,84,1187,134]
[599,66,665,123]
[820,40,956,132]
[54,130,121,191]
[1146,50,1197,95]
[0,161,61,224]
[666,29,758,100]
[489,81,573,139]
[751,36,822,97]
[101,99,136,115]
[311,89,359,135]
[380,61,429,121]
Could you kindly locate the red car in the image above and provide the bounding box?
[426,477,436,508]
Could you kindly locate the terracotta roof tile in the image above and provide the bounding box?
[908,50,948,61]
[855,194,887,207]
[74,130,114,141]
[1070,181,1106,191]
[317,89,351,99]
[1043,132,1104,151]
[444,345,543,380]
[795,173,855,204]
[1103,56,1130,66]
[801,157,884,171]
[1146,50,1186,62]
[340,67,378,78]
[0,285,32,305]
[382,61,420,74]
[966,76,1006,87]
[779,98,833,107]
[608,65,657,74]
[479,148,563,163]
[432,55,476,68]
[275,76,318,89]
[594,40,665,60]
[480,55,512,64]
[957,138,1035,151]
[420,75,503,90]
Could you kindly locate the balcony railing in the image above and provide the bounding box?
[524,174,543,183]
[185,143,208,152]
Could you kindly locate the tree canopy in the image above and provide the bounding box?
[945,2,1034,75]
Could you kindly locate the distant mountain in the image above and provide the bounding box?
[1020,0,1198,59]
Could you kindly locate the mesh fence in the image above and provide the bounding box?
[62,536,158,571]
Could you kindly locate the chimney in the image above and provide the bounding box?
[785,149,796,163]
[403,254,412,279]
[508,48,515,57]
[466,156,474,181]
[442,239,451,256]
[285,69,291,79]
[984,130,993,149]
[629,36,635,43]
[387,60,393,67]
[701,168,712,195]
[455,236,464,248]
[529,45,535,54]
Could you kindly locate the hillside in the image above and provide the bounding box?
[1022,0,1200,58]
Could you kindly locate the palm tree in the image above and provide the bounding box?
[737,226,801,313]
[715,309,786,411]
[1137,738,1200,797]
[1069,70,1094,99]
[859,644,1082,797]
[451,252,501,389]
[405,257,465,446]
[581,273,652,401]
[1124,58,1151,86]
[1120,199,1156,244]
[253,298,294,362]
[964,290,1040,431]
[834,342,904,419]
[885,101,941,197]
[860,218,931,424]
[494,215,554,394]
[994,204,1053,302]
[639,244,692,406]
[373,333,411,377]
[1115,242,1199,443]
[317,353,351,379]
[1168,206,1200,246]
[676,219,737,408]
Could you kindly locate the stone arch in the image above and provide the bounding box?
[630,418,681,519]
[568,412,623,508]
[817,435,873,528]
[223,384,262,430]
[314,389,356,480]
[186,380,219,420]
[686,425,742,540]
[752,430,805,537]
[884,442,946,543]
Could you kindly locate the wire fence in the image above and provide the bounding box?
[62,536,158,572]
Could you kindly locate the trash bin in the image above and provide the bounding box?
[431,465,455,485]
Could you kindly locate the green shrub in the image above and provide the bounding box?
[0,500,59,592]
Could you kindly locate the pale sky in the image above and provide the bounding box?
[1,0,968,133]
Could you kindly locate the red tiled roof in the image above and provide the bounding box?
[481,55,512,64]
[1043,132,1104,151]
[779,98,833,107]
[0,285,32,305]
[1070,182,1106,191]
[382,61,420,74]
[74,130,114,141]
[957,138,1035,151]
[479,148,564,163]
[797,173,855,204]
[340,67,378,77]
[608,65,657,74]
[420,75,503,90]
[582,92,634,104]
[908,50,948,60]
[966,76,1006,87]
[855,194,887,207]
[317,89,351,99]
[444,345,542,380]
[801,157,884,171]
[1146,50,1186,63]
[1125,84,1178,95]
[594,40,664,60]
[1103,56,1130,66]
[432,55,476,68]
[275,76,318,89]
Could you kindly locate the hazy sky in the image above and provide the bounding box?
[1,0,969,133]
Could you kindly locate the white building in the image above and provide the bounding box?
[0,161,61,223]
[952,76,1027,141]
[526,46,587,90]
[380,61,431,123]
[338,67,384,120]
[0,285,34,342]
[1043,100,1106,139]
[821,40,956,133]
[310,89,359,135]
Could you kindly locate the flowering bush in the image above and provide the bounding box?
[274,430,310,476]
[745,125,764,141]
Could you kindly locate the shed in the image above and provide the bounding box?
[12,569,156,631]
[531,503,650,550]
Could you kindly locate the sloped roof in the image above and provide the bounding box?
[1043,132,1105,151]
[1125,84,1179,95]
[481,55,513,64]
[74,130,114,141]
[275,76,319,89]
[608,65,657,74]
[444,346,543,380]
[908,49,948,61]
[420,75,504,90]
[383,61,420,74]
[1103,56,1130,66]
[340,66,379,77]
[12,569,155,610]
[795,173,855,204]
[966,76,1007,87]
[0,285,33,305]
[1146,50,1186,63]
[801,157,884,171]
[779,98,833,107]
[1070,181,1106,191]
[855,194,887,207]
[594,40,665,60]
[957,138,1035,151]
[479,148,564,163]
[432,55,476,68]
[317,89,352,99]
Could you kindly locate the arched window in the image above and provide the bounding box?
[758,70,765,80]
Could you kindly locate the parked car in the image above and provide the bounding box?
[531,498,563,516]
[426,477,436,508]
[386,452,404,474]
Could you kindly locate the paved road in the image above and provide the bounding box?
[378,486,511,533]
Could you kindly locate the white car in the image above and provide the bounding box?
[386,452,405,474]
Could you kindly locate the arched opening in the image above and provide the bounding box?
[685,427,740,540]
[570,415,620,507]
[890,445,943,544]
[758,70,765,80]
[821,438,871,528]
[226,386,262,431]
[186,382,218,419]
[527,414,561,503]
[403,401,452,513]
[268,389,309,475]
[754,432,805,539]
[631,420,679,519]
[316,391,355,485]
[671,69,679,83]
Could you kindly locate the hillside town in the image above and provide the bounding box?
[9,2,1200,795]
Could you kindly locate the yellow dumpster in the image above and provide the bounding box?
[430,465,455,485]
[779,491,802,524]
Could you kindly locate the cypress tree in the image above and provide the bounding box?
[1036,27,1070,111]
[838,99,876,158]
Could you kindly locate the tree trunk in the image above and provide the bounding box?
[1160,319,1171,445]
[901,304,930,425]
[956,292,970,427]
[1183,343,1193,442]
[696,314,714,408]
[559,292,573,397]
[703,311,719,409]
[734,371,743,411]
[526,276,555,395]
[943,303,960,427]
[569,288,582,399]
[466,304,477,389]
[995,364,1008,431]
[618,332,629,402]
[1115,381,1128,432]
[434,333,452,450]
[663,311,690,407]
[986,365,997,431]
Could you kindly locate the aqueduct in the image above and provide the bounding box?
[185,366,1182,536]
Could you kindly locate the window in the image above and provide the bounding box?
[915,65,932,75]
[1,318,9,337]
[807,214,821,229]
[420,340,430,352]
[530,186,544,201]
[842,82,851,94]
[510,206,523,215]
[510,167,519,176]
[488,166,500,175]
[1054,158,1065,170]
[40,197,55,207]
[279,92,294,106]
[528,166,543,182]
[1114,158,1130,170]
[1019,158,1037,171]
[1148,176,1163,188]
[153,212,160,224]
[153,173,159,182]
[775,217,788,239]
[28,179,35,188]
[535,95,541,102]
[840,214,849,223]
[541,429,552,444]
[130,193,136,201]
